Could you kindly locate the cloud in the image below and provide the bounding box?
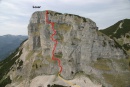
[0,0,130,35]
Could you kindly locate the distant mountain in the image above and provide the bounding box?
[0,35,27,61]
[100,19,130,54]
[100,19,130,38]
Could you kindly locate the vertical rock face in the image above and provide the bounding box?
[28,10,126,79]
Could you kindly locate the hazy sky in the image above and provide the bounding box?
[0,0,130,35]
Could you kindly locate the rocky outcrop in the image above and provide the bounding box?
[28,11,126,79]
[2,11,130,87]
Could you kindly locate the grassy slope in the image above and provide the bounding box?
[100,19,130,54]
[100,19,130,38]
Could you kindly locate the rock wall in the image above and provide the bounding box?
[28,10,126,79]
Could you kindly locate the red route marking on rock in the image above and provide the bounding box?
[45,10,63,74]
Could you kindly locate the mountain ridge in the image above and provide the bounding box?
[100,19,130,56]
[0,35,27,61]
[100,19,130,38]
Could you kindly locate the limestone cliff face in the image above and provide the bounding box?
[4,11,130,87]
[28,11,126,79]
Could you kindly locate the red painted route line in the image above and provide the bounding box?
[45,10,63,74]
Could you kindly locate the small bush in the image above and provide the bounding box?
[0,76,11,87]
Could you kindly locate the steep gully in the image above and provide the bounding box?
[45,11,80,87]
